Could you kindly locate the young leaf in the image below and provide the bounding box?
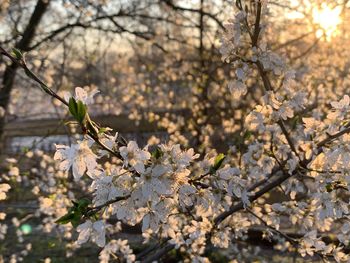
[77,198,91,212]
[55,212,76,225]
[243,130,252,140]
[151,147,163,159]
[11,48,23,60]
[70,211,83,227]
[210,153,225,173]
[214,153,225,169]
[76,100,87,123]
[56,198,91,227]
[325,183,333,193]
[68,97,87,123]
[68,97,78,118]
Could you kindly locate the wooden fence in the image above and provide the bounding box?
[3,114,169,153]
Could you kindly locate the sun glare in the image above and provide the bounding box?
[312,4,342,40]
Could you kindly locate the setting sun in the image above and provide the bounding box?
[312,4,342,40]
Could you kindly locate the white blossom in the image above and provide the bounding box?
[99,239,135,263]
[0,184,10,200]
[77,220,108,247]
[64,86,99,105]
[228,80,247,99]
[119,141,151,174]
[54,140,98,180]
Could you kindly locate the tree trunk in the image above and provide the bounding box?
[0,0,49,153]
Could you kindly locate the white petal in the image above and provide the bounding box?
[85,155,98,172]
[142,214,150,232]
[134,162,145,174]
[92,220,104,232]
[95,232,106,247]
[59,159,71,171]
[72,158,86,180]
[75,87,88,102]
[63,92,72,103]
[77,221,92,245]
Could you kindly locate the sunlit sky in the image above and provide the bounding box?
[312,4,342,40]
[287,1,343,41]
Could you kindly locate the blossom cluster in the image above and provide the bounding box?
[47,2,350,261]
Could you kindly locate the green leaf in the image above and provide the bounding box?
[68,97,78,118]
[48,241,56,248]
[213,153,225,170]
[91,212,100,221]
[55,209,82,227]
[55,212,76,225]
[210,153,225,174]
[151,147,163,159]
[68,97,86,123]
[76,100,87,123]
[11,48,23,60]
[55,198,91,227]
[70,211,83,227]
[77,198,91,212]
[243,130,252,140]
[291,115,302,129]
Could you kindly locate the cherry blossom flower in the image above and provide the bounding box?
[299,141,316,160]
[0,223,8,240]
[99,239,135,263]
[228,80,247,99]
[64,86,99,105]
[54,140,98,180]
[98,132,118,156]
[303,117,324,135]
[91,172,118,206]
[139,164,173,200]
[141,198,175,232]
[299,230,327,257]
[76,220,108,247]
[328,95,350,120]
[0,184,10,200]
[170,146,199,171]
[119,141,151,174]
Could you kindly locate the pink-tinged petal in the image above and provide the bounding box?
[59,159,71,171]
[63,92,72,103]
[75,87,87,102]
[85,155,98,172]
[139,151,151,161]
[128,141,139,151]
